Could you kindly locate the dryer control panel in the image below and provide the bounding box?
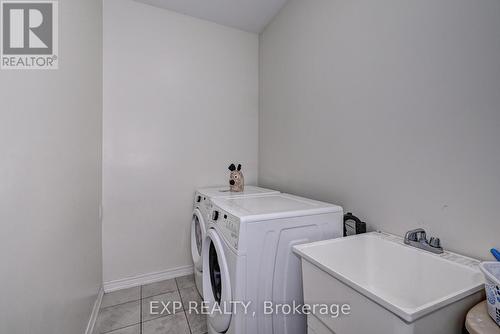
[211,207,240,250]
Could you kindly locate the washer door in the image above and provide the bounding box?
[203,229,232,333]
[191,209,206,270]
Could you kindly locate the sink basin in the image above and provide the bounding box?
[293,232,485,334]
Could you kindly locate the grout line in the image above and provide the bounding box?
[176,278,193,334]
[100,298,142,310]
[141,288,179,300]
[100,323,140,334]
[140,285,143,334]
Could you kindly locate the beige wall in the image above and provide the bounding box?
[260,0,500,260]
[0,0,103,333]
[103,0,259,283]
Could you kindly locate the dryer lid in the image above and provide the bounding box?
[213,193,342,222]
[197,185,279,199]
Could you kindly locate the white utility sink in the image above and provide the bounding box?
[293,232,485,334]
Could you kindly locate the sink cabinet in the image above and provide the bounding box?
[302,260,483,334]
[294,233,486,334]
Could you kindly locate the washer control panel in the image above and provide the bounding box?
[194,192,213,218]
[193,192,203,207]
[211,207,240,250]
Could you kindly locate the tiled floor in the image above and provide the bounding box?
[94,275,207,334]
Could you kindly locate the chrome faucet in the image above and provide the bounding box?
[404,228,443,254]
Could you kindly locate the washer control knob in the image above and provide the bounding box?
[196,195,201,203]
[212,210,219,221]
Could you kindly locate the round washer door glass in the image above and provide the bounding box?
[191,209,206,270]
[194,215,202,255]
[203,229,232,333]
[209,242,222,303]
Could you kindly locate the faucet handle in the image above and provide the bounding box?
[429,237,441,248]
[405,228,426,242]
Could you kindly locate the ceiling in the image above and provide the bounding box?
[135,0,288,33]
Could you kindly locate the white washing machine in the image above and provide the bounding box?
[202,193,343,334]
[192,186,279,297]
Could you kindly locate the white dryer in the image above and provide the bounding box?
[202,193,343,334]
[192,186,279,297]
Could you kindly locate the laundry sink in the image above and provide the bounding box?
[293,232,485,334]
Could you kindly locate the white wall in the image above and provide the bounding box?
[260,0,500,260]
[0,0,102,333]
[103,0,259,283]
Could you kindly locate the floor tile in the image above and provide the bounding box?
[175,275,195,290]
[95,301,140,333]
[186,311,207,334]
[100,324,140,334]
[179,286,202,308]
[142,290,183,322]
[101,287,141,308]
[179,286,207,334]
[142,313,190,334]
[142,279,177,298]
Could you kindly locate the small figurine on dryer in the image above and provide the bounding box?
[228,163,244,192]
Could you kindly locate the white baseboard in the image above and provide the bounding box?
[85,286,104,334]
[103,265,194,293]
